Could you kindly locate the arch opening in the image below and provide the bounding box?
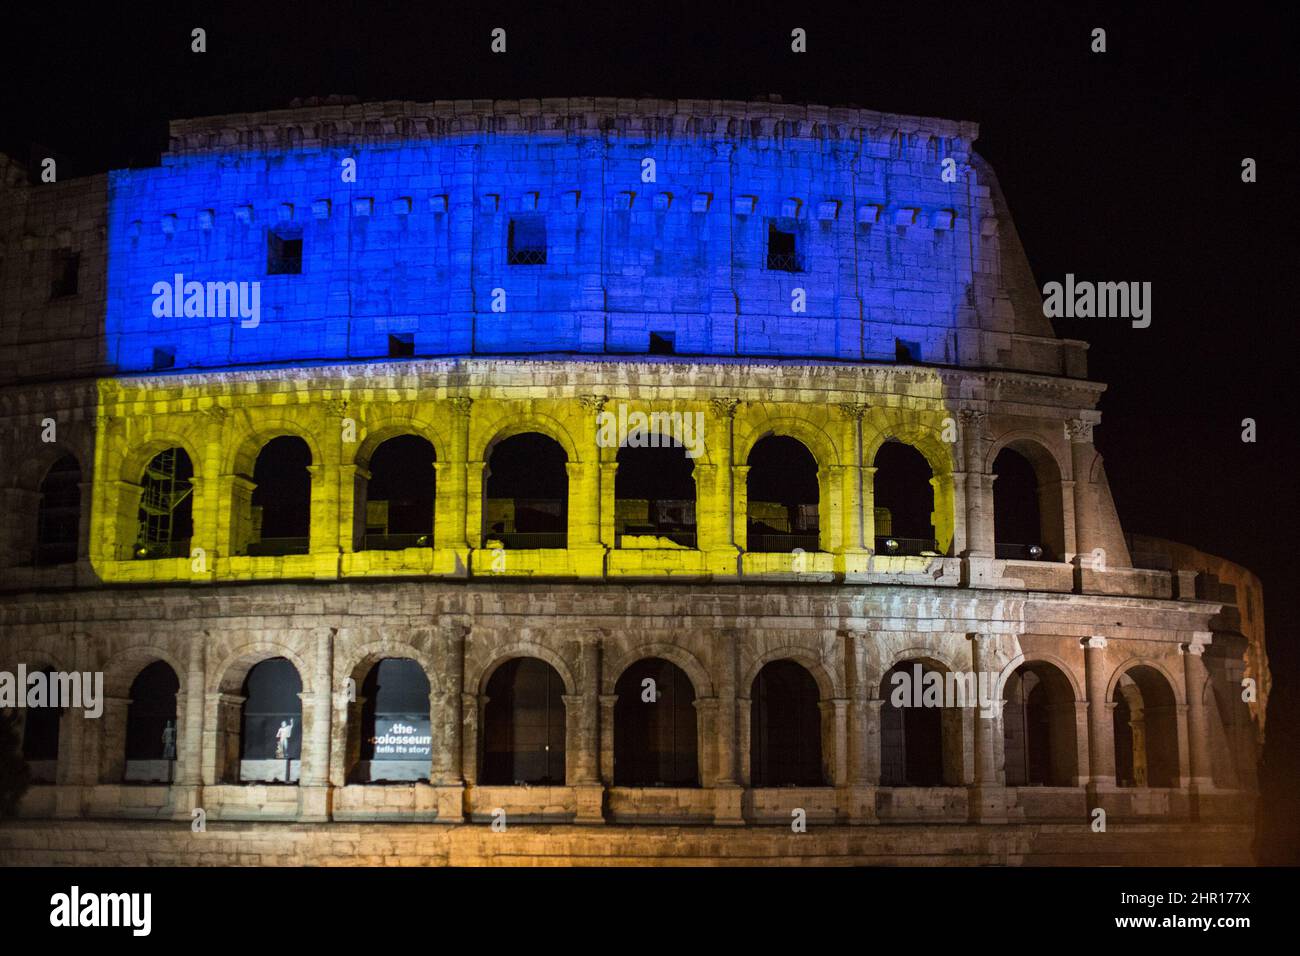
[880,660,963,786]
[34,454,81,566]
[124,661,180,783]
[614,658,699,787]
[245,436,312,556]
[872,441,939,557]
[1002,662,1077,786]
[349,658,432,783]
[483,433,568,549]
[133,448,193,560]
[480,658,566,785]
[360,435,436,551]
[1112,666,1180,789]
[750,660,824,786]
[992,444,1063,561]
[615,444,697,548]
[234,658,303,783]
[746,436,820,553]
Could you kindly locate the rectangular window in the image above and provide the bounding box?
[649,331,676,355]
[152,347,175,370]
[765,222,802,272]
[49,250,80,298]
[388,333,414,357]
[267,227,303,275]
[507,217,547,265]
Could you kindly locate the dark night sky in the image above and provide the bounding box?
[2,1,1295,859]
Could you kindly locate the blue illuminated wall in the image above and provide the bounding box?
[105,133,986,373]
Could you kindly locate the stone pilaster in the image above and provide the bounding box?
[1083,635,1116,794]
[298,627,334,821]
[967,632,1011,822]
[1182,633,1215,799]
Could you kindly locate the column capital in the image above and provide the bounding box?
[448,396,473,418]
[958,408,987,430]
[709,397,740,419]
[837,402,869,421]
[322,398,349,418]
[1082,635,1107,650]
[577,393,609,414]
[1066,418,1097,443]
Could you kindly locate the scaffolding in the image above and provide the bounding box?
[136,449,192,558]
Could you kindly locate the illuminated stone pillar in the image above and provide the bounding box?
[732,464,750,551]
[1068,418,1098,560]
[572,396,608,566]
[959,409,993,558]
[435,397,472,555]
[298,627,334,822]
[837,625,878,823]
[98,695,130,783]
[599,460,618,549]
[598,694,617,784]
[1083,635,1116,792]
[837,403,868,559]
[967,632,1010,823]
[430,622,466,789]
[1182,635,1215,796]
[713,629,744,824]
[701,398,740,567]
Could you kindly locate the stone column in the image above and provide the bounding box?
[701,399,741,570]
[434,397,472,556]
[712,631,743,824]
[1067,419,1098,561]
[599,461,619,548]
[960,410,996,588]
[823,699,849,786]
[298,627,334,821]
[193,405,227,573]
[572,396,609,574]
[837,628,877,822]
[460,691,481,786]
[98,695,131,784]
[1083,635,1115,795]
[430,623,466,785]
[967,632,1011,822]
[598,694,618,785]
[172,632,205,818]
[53,632,94,818]
[567,636,604,823]
[1182,634,1214,796]
[836,403,869,565]
[732,464,751,553]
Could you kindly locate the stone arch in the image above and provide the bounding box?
[995,651,1085,704]
[338,639,438,690]
[603,642,714,698]
[118,432,204,485]
[1109,660,1182,789]
[353,418,448,469]
[475,412,580,464]
[872,646,963,694]
[102,645,187,698]
[209,641,315,696]
[735,415,841,472]
[225,419,323,477]
[740,646,841,701]
[471,641,577,698]
[1001,657,1080,787]
[983,429,1070,482]
[1105,656,1185,707]
[877,652,966,787]
[862,419,956,478]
